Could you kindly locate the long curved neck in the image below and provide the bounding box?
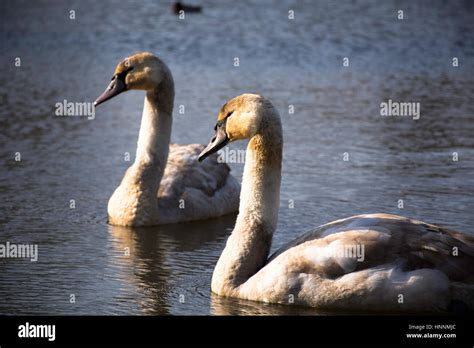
[211,117,283,296]
[132,70,174,195]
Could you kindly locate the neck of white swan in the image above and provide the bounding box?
[136,91,172,164]
[212,117,283,295]
[134,74,174,195]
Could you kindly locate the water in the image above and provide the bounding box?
[0,0,473,315]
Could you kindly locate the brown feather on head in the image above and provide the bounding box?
[94,52,165,106]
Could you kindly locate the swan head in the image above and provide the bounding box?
[94,52,165,106]
[199,93,279,161]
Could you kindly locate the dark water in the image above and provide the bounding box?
[0,0,473,315]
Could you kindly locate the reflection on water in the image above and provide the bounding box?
[107,214,236,315]
[210,294,327,316]
[0,0,473,315]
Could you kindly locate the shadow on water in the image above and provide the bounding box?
[107,213,237,315]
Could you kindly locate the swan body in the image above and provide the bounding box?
[199,93,474,312]
[94,52,239,226]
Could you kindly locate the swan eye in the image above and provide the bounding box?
[226,111,234,118]
[214,119,226,130]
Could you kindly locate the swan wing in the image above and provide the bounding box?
[157,143,240,223]
[268,213,474,281]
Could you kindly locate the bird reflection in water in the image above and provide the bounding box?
[107,213,236,314]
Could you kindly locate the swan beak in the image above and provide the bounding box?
[198,120,229,162]
[94,75,127,107]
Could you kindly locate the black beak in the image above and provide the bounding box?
[94,73,128,107]
[198,119,229,162]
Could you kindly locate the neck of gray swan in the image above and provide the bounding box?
[133,67,175,197]
[211,108,283,296]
